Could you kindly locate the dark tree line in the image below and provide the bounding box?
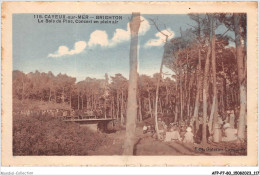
[13,70,176,121]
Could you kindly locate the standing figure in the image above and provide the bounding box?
[196,118,210,144]
[225,110,230,123]
[213,114,224,142]
[183,127,194,143]
[158,118,167,140]
[229,110,235,128]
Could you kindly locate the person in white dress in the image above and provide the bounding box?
[183,127,194,143]
[222,123,238,142]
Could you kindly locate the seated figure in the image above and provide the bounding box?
[222,123,238,142]
[164,126,181,142]
[143,125,148,134]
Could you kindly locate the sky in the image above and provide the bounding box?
[13,14,233,82]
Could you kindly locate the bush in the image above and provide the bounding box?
[13,114,109,155]
[13,98,71,113]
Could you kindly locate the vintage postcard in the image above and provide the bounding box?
[1,1,258,166]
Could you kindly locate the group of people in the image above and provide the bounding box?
[212,110,239,142]
[143,118,195,144]
[143,110,241,144]
[159,118,195,143]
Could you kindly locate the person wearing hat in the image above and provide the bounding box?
[222,123,238,142]
[183,127,194,143]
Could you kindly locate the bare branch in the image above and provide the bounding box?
[186,23,197,29]
[148,18,169,38]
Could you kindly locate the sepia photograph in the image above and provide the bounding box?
[1,1,258,167]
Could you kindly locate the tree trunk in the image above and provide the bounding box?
[159,98,163,114]
[166,85,169,106]
[220,91,224,114]
[148,91,153,118]
[85,96,88,110]
[92,94,95,110]
[111,98,114,119]
[62,87,65,103]
[121,91,124,125]
[82,95,84,110]
[138,97,142,121]
[194,94,201,125]
[234,14,246,140]
[77,91,80,110]
[69,91,72,108]
[153,96,155,112]
[49,88,52,102]
[179,72,183,121]
[123,13,140,155]
[202,36,212,145]
[104,98,107,119]
[193,15,202,133]
[210,17,219,142]
[175,79,179,122]
[154,35,168,139]
[54,91,57,103]
[116,91,119,120]
[174,103,178,122]
[209,96,216,134]
[21,76,24,100]
[221,60,227,112]
[187,73,193,118]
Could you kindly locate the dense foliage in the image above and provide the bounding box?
[13,100,109,155]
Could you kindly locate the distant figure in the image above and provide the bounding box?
[217,115,224,126]
[158,118,167,140]
[148,125,155,134]
[41,110,46,117]
[89,110,94,116]
[179,121,187,139]
[196,121,210,144]
[71,110,75,116]
[63,110,68,117]
[57,109,62,117]
[164,125,181,142]
[229,110,235,128]
[189,118,195,131]
[212,114,224,143]
[50,110,55,117]
[225,110,230,123]
[143,124,148,134]
[183,127,194,143]
[222,123,238,142]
